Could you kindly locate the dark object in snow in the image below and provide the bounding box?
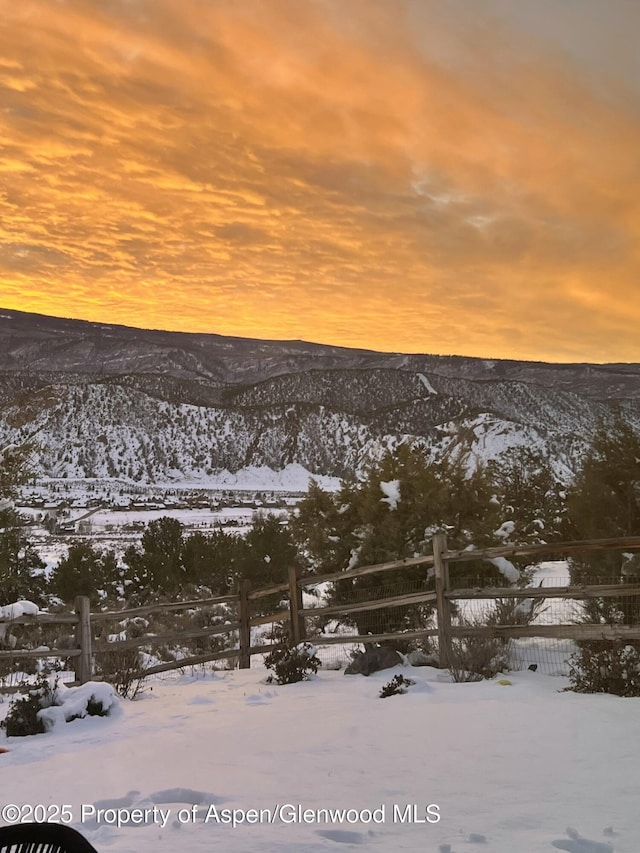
[551,828,613,852]
[406,649,439,667]
[528,664,538,672]
[0,822,99,853]
[379,674,416,698]
[345,645,403,676]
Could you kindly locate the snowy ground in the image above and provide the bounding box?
[1,665,639,853]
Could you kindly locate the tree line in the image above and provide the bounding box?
[1,419,640,623]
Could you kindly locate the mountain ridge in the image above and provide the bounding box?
[2,307,640,393]
[1,308,638,485]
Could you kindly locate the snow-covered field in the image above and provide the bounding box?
[2,665,639,853]
[24,464,342,500]
[79,506,279,531]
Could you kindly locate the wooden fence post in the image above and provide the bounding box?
[238,579,251,669]
[433,533,452,668]
[75,595,92,684]
[288,565,306,645]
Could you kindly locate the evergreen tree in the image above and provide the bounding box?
[487,446,567,544]
[123,516,185,596]
[0,528,47,605]
[566,419,640,621]
[0,441,46,605]
[293,445,504,636]
[567,419,640,548]
[562,420,640,693]
[50,543,121,605]
[238,513,297,588]
[290,478,359,575]
[0,442,32,504]
[182,529,245,593]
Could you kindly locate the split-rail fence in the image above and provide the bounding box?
[2,533,640,690]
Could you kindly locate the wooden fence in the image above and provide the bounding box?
[2,533,640,689]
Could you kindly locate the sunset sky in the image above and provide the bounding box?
[1,0,640,362]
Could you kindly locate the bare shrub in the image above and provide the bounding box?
[211,657,236,671]
[488,596,547,630]
[95,647,146,700]
[448,618,509,682]
[0,651,16,691]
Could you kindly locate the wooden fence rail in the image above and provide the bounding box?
[442,535,640,564]
[0,596,88,688]
[3,533,640,690]
[445,583,640,601]
[91,593,238,622]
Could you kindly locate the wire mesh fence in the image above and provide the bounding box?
[506,638,578,676]
[0,614,79,690]
[304,571,640,677]
[92,596,242,694]
[303,573,438,670]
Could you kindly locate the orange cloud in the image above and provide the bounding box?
[0,0,639,361]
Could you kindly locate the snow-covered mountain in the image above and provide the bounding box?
[1,308,638,484]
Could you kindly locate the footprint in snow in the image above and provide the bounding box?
[82,787,226,830]
[551,827,613,853]
[316,829,365,844]
[187,695,215,706]
[245,693,269,705]
[146,788,225,806]
[93,791,141,809]
[245,693,271,705]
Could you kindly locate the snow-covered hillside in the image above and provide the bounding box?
[0,380,581,484]
[1,308,639,485]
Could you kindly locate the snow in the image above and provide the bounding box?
[2,667,640,852]
[160,464,342,493]
[38,681,119,731]
[494,520,515,539]
[443,412,564,478]
[485,555,520,582]
[0,600,39,619]
[87,506,265,529]
[416,373,437,395]
[379,479,401,510]
[532,561,571,585]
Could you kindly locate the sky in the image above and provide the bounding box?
[1,0,640,363]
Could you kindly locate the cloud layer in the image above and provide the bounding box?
[1,0,639,361]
